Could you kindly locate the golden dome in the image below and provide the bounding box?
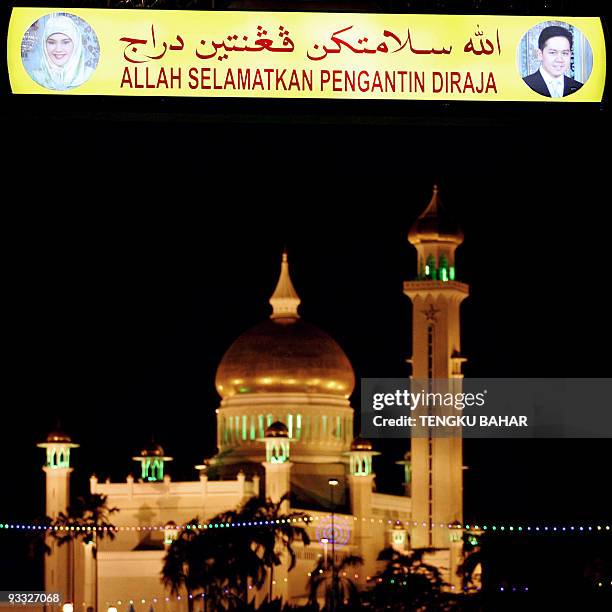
[216,318,355,398]
[216,251,355,399]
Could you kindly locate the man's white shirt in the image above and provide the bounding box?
[539,67,564,98]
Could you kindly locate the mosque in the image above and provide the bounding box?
[39,186,468,610]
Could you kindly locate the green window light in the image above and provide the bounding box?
[258,414,264,438]
[287,414,293,438]
[426,254,436,280]
[439,254,449,282]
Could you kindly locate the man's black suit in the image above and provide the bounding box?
[523,70,583,97]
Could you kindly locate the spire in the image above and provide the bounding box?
[408,184,463,245]
[421,184,440,218]
[269,250,301,320]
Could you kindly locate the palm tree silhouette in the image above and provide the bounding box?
[46,493,119,606]
[162,518,227,612]
[307,554,363,610]
[362,547,452,612]
[162,494,310,610]
[242,494,310,603]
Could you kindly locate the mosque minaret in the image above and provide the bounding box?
[404,185,468,550]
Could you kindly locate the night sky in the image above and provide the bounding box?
[2,90,610,590]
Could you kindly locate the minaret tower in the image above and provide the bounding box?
[261,420,292,510]
[404,186,468,551]
[37,430,79,598]
[132,441,173,482]
[260,421,293,603]
[346,437,380,581]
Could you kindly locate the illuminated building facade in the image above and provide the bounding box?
[40,187,467,609]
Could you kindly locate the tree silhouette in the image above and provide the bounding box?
[46,493,119,605]
[162,518,227,612]
[362,547,453,612]
[48,493,119,549]
[162,494,310,610]
[307,554,363,610]
[457,532,482,594]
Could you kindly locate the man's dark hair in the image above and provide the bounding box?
[538,25,573,50]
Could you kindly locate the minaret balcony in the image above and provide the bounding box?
[404,279,469,297]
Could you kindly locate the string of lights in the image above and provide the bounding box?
[0,515,610,533]
[100,584,490,608]
[77,579,612,611]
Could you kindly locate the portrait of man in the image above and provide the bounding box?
[522,25,583,97]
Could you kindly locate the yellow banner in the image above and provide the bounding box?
[7,8,606,101]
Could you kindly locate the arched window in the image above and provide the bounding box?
[287,414,293,438]
[296,414,302,440]
[426,254,436,279]
[439,254,448,282]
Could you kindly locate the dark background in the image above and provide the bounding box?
[1,0,610,606]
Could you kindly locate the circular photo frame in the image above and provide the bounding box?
[517,21,593,98]
[21,12,100,91]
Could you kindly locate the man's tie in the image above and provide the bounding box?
[550,80,563,98]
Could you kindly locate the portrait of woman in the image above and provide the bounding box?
[22,13,99,91]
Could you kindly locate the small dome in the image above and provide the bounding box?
[408,185,463,244]
[264,421,289,438]
[46,430,72,443]
[140,442,165,457]
[350,436,373,451]
[38,429,78,449]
